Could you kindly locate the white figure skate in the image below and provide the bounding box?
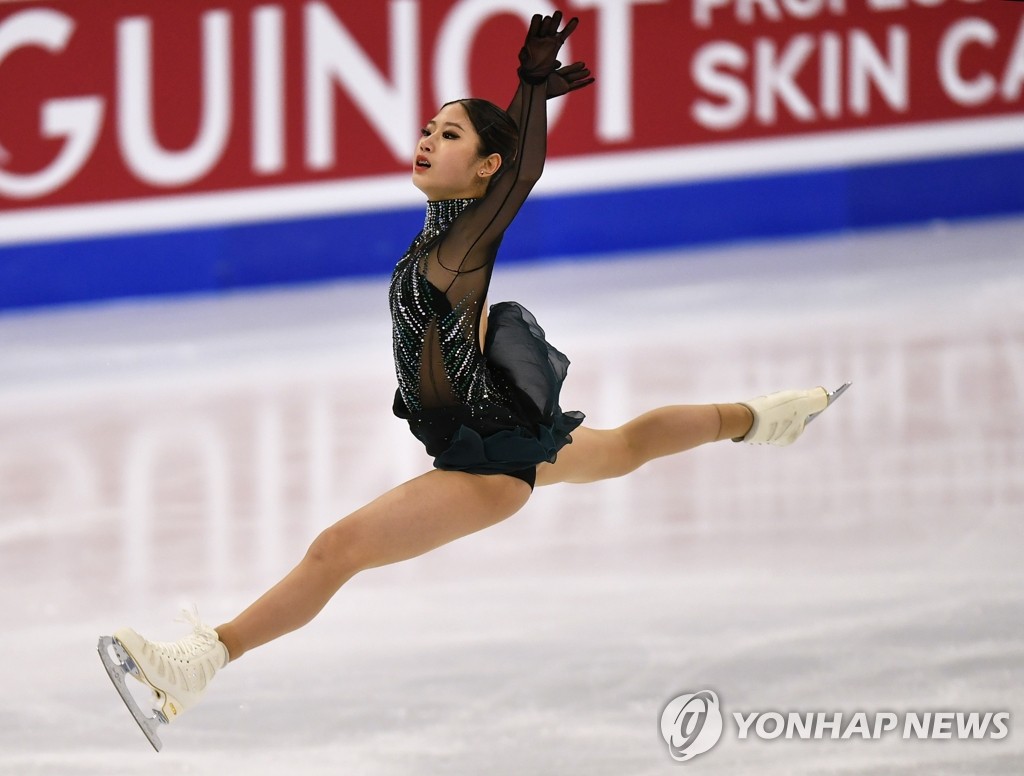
[735,382,851,446]
[97,609,228,751]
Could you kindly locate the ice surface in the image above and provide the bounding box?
[1,216,1022,775]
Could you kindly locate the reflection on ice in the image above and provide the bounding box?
[0,217,1022,774]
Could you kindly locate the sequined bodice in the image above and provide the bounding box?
[387,77,550,419]
[389,198,509,414]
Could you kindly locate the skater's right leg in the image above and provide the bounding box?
[534,385,836,487]
[535,403,754,486]
[216,468,531,661]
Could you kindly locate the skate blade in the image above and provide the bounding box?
[97,636,166,752]
[805,382,852,425]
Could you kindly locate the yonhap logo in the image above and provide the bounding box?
[660,690,724,762]
[658,690,1011,763]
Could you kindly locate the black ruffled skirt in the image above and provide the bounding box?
[393,302,584,487]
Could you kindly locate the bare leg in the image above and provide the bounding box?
[536,403,752,486]
[216,470,531,661]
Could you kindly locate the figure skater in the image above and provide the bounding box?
[100,11,845,749]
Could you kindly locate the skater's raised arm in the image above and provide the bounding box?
[506,60,594,120]
[428,12,581,278]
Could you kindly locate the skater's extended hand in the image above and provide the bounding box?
[546,61,594,99]
[518,11,579,85]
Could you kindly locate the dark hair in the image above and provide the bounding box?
[443,98,518,170]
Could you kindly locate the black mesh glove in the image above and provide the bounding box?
[546,61,594,99]
[518,11,579,85]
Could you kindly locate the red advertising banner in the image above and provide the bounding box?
[0,0,1022,213]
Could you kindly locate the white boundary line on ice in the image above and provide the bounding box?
[1,114,1023,247]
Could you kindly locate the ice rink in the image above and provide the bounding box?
[1,215,1022,775]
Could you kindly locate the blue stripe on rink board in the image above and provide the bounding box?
[2,147,1024,311]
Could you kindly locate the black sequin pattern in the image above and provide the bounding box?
[389,198,509,414]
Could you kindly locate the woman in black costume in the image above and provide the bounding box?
[107,12,836,734]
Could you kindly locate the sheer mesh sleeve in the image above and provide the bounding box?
[423,79,546,288]
[414,79,548,410]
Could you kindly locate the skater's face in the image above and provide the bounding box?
[412,102,501,201]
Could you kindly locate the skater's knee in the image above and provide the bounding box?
[305,520,367,579]
[612,425,646,476]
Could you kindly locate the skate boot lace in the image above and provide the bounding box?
[151,607,219,661]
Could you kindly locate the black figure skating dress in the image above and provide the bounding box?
[389,81,583,489]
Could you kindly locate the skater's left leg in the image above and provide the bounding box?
[535,403,752,486]
[104,469,529,731]
[215,468,529,661]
